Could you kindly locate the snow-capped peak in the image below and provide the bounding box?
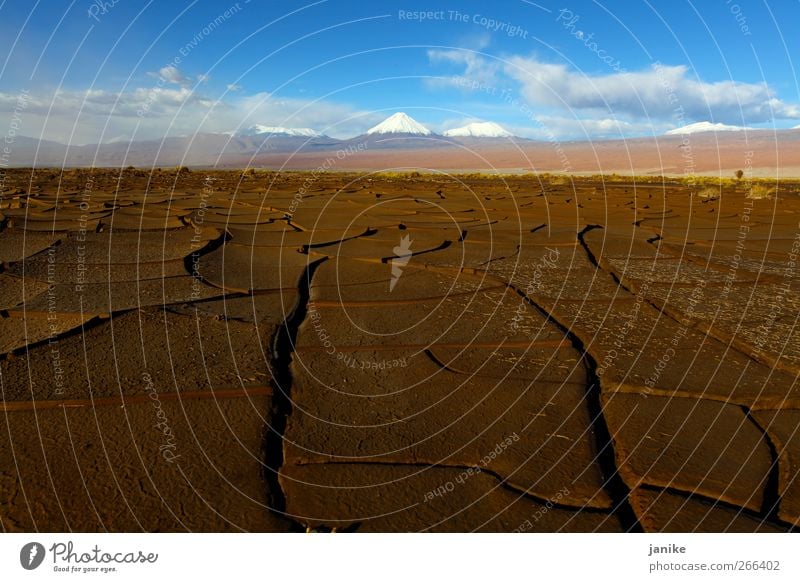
[443,121,513,138]
[238,125,321,138]
[366,112,431,135]
[665,121,747,135]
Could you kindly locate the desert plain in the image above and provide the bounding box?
[1,168,799,532]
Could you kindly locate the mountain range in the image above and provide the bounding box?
[6,112,800,176]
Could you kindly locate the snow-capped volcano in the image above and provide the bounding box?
[665,121,747,135]
[238,125,322,137]
[444,121,513,138]
[366,112,431,135]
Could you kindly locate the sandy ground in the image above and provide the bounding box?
[216,131,800,179]
[1,168,798,532]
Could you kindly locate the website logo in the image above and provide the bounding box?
[20,542,46,570]
[390,235,413,291]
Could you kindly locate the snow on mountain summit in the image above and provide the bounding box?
[366,112,431,135]
[239,125,321,137]
[665,121,747,135]
[443,121,513,138]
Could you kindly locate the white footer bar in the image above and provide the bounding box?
[1,534,796,580]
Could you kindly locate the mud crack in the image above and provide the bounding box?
[505,278,643,532]
[263,256,327,530]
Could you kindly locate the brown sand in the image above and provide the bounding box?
[1,168,798,532]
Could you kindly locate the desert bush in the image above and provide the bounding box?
[547,175,571,186]
[746,184,774,199]
[683,175,739,189]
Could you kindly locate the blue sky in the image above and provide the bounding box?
[2,0,799,143]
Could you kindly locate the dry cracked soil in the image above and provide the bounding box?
[1,168,799,532]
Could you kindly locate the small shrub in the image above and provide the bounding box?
[696,186,720,200]
[548,175,571,186]
[746,184,774,199]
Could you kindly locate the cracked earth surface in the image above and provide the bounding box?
[1,169,798,532]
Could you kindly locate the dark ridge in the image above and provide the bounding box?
[423,348,462,374]
[379,239,452,263]
[2,314,108,362]
[576,224,603,268]
[313,460,616,518]
[181,229,229,281]
[637,484,796,532]
[530,223,547,234]
[505,279,643,532]
[262,256,327,532]
[584,235,775,370]
[301,227,375,251]
[743,410,784,523]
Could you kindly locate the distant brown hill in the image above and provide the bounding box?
[8,129,800,177]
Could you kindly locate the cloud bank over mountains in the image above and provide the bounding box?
[3,46,799,146]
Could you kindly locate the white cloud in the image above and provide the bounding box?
[0,86,380,144]
[523,115,669,140]
[226,83,243,92]
[428,50,800,125]
[148,65,192,87]
[0,87,212,119]
[230,92,381,137]
[425,48,501,91]
[505,57,800,122]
